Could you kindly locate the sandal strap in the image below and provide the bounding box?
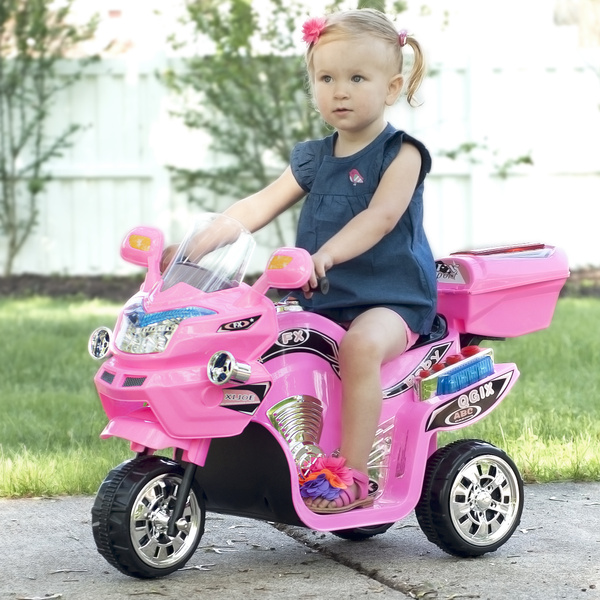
[348,468,370,500]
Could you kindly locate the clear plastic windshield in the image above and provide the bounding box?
[162,213,255,292]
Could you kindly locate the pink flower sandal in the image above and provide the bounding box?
[299,456,374,515]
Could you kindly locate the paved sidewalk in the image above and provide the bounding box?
[1,482,599,600]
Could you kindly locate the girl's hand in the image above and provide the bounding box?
[302,250,333,298]
[160,244,178,273]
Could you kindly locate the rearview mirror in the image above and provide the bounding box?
[120,227,164,289]
[121,227,164,267]
[252,247,312,295]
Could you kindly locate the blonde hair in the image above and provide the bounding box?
[304,9,426,107]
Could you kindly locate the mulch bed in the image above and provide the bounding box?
[562,267,600,297]
[0,267,598,301]
[0,274,145,303]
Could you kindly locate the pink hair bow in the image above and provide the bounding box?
[302,16,327,45]
[398,29,408,47]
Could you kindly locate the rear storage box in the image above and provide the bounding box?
[436,244,569,337]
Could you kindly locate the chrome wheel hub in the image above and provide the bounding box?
[129,474,201,568]
[473,489,492,511]
[449,455,521,546]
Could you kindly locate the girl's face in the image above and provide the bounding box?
[311,36,402,141]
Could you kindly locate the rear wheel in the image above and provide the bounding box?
[415,439,523,557]
[92,455,205,578]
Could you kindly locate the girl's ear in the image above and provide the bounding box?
[386,75,404,106]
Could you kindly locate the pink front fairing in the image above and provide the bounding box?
[96,281,278,441]
[96,244,315,451]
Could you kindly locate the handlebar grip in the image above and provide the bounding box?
[317,277,329,295]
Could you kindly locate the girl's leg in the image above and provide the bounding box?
[306,307,412,511]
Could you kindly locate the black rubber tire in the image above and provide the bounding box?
[332,522,395,541]
[415,439,523,557]
[92,456,205,578]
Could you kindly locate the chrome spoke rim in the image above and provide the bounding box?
[449,455,520,546]
[129,474,200,568]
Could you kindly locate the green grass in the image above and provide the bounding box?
[0,295,599,497]
[443,296,600,482]
[0,297,127,497]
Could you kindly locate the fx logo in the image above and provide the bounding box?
[218,316,260,332]
[278,329,308,347]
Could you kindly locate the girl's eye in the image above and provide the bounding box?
[351,75,363,83]
[321,75,332,83]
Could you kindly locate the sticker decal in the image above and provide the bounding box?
[129,234,151,252]
[383,342,453,398]
[268,255,293,270]
[436,261,467,284]
[260,328,340,377]
[349,168,364,186]
[218,316,261,332]
[220,382,271,415]
[278,328,310,347]
[425,370,514,432]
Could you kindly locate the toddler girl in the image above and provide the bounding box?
[174,8,437,514]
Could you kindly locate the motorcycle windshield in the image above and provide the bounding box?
[161,213,255,293]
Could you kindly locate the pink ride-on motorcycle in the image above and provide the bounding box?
[88,213,569,579]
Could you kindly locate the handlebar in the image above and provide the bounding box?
[316,277,329,295]
[284,276,329,302]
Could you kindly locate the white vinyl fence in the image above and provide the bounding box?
[2,53,599,278]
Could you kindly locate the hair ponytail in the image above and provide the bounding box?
[403,35,426,107]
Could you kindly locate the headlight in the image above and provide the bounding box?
[116,303,215,354]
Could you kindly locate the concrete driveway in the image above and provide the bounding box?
[1,482,598,600]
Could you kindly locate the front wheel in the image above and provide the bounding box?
[92,456,206,578]
[415,439,523,557]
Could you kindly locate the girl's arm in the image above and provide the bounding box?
[224,166,306,232]
[307,142,422,287]
[161,167,305,271]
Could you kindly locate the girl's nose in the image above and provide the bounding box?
[334,85,349,99]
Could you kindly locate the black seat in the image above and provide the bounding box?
[410,314,448,350]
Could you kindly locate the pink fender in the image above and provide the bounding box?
[101,407,211,466]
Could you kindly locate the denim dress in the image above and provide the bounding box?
[290,123,437,335]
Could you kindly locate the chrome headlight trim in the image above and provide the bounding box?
[115,304,216,355]
[89,327,113,360]
[207,351,251,385]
